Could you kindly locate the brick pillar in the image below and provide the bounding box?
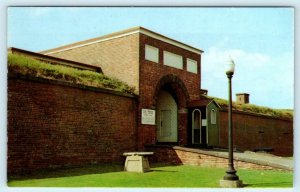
[178,108,188,145]
[137,107,156,150]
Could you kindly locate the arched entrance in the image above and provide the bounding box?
[156,90,178,142]
[154,74,190,144]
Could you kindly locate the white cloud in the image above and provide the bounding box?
[201,44,293,109]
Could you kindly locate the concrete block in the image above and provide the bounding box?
[220,179,243,188]
[123,152,153,173]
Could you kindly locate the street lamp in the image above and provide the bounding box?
[220,57,243,188]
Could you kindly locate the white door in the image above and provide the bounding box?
[159,110,172,141]
[157,90,178,142]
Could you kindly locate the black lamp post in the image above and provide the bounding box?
[223,57,239,181]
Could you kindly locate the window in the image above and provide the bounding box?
[145,44,159,63]
[211,109,217,124]
[187,58,198,73]
[163,51,183,69]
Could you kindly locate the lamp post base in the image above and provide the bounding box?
[223,169,239,180]
[220,179,243,188]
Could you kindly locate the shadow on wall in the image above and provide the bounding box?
[146,145,183,165]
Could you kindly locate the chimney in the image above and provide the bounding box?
[236,93,250,104]
[200,89,208,95]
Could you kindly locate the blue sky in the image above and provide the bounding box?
[7,7,294,109]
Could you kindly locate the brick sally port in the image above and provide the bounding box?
[7,27,293,175]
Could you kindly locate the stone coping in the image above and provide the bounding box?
[123,152,154,156]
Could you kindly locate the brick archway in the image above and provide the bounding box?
[154,74,190,145]
[154,74,190,109]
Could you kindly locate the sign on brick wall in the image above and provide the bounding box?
[142,109,156,125]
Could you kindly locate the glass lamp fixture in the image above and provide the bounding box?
[226,57,235,75]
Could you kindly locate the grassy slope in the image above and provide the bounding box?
[8,53,292,119]
[8,164,293,188]
[8,53,135,94]
[205,95,293,119]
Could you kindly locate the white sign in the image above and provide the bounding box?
[202,119,207,126]
[142,109,156,125]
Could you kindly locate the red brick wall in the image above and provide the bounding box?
[137,34,201,148]
[218,111,293,156]
[139,33,201,102]
[7,77,137,175]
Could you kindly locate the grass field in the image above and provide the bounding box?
[8,164,293,188]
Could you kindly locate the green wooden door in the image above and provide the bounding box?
[207,103,219,146]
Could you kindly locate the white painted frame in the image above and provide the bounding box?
[192,109,202,144]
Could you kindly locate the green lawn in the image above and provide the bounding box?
[8,164,293,188]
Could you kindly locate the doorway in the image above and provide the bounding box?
[192,109,201,144]
[156,90,178,142]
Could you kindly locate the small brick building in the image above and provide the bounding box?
[41,26,203,149]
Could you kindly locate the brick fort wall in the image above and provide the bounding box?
[7,76,137,175]
[218,110,293,156]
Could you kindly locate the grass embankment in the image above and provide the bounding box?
[8,164,293,188]
[205,95,293,119]
[8,53,135,94]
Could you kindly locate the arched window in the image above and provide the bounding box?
[211,109,216,124]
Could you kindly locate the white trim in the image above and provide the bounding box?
[192,109,201,145]
[206,107,208,145]
[140,29,202,54]
[45,28,203,55]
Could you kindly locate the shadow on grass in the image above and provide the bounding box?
[150,163,180,172]
[8,163,177,181]
[243,182,293,187]
[151,163,180,168]
[8,163,124,181]
[152,170,177,172]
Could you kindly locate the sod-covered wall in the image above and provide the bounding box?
[219,110,293,156]
[7,75,137,175]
